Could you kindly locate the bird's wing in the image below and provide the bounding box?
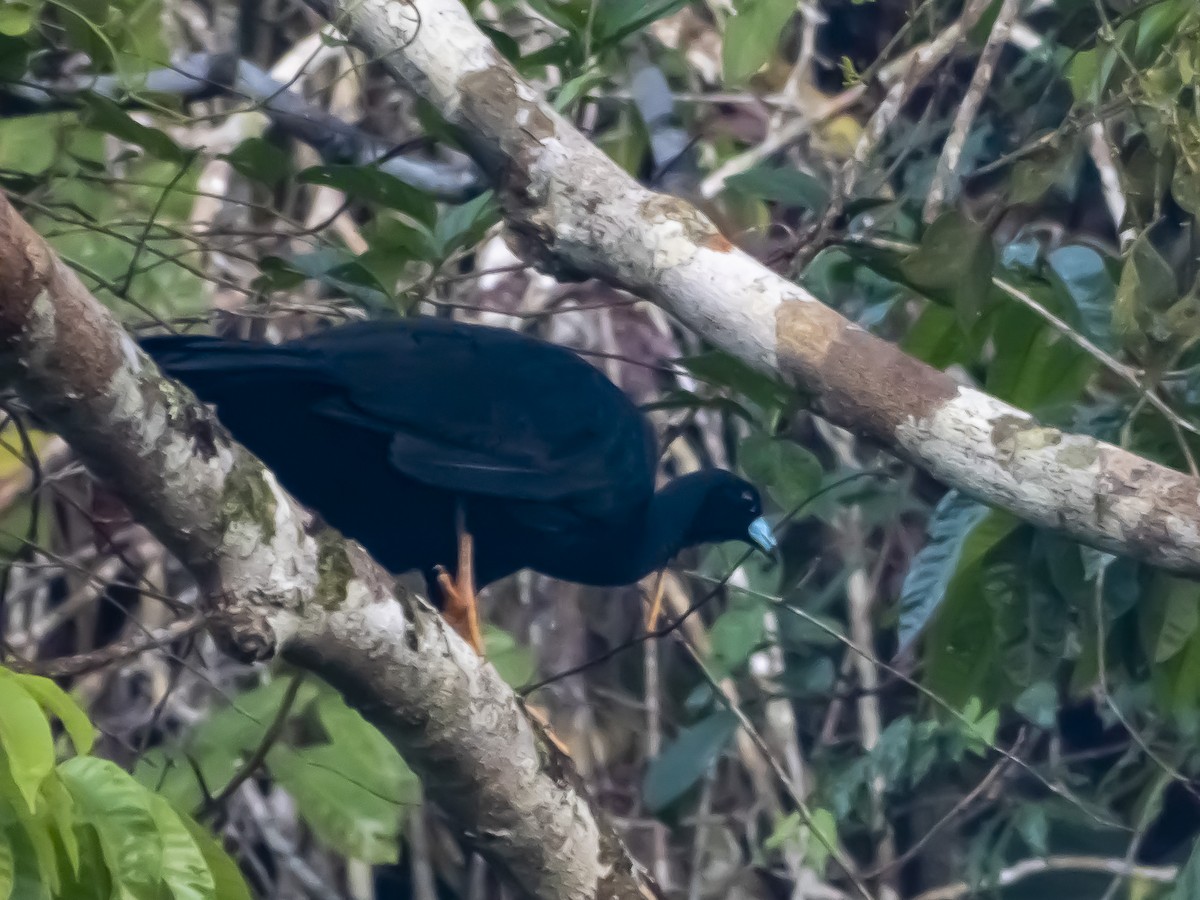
[303,320,658,511]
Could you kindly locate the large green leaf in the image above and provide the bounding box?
[180,817,251,900]
[146,794,214,900]
[60,757,163,899]
[709,596,766,677]
[738,431,823,512]
[643,711,738,812]
[41,775,80,876]
[722,0,796,84]
[901,210,997,325]
[898,492,1017,650]
[1046,244,1118,353]
[8,672,95,756]
[1139,573,1200,664]
[0,677,54,813]
[267,744,409,863]
[78,95,189,165]
[678,350,791,417]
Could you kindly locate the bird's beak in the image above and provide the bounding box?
[748,517,779,561]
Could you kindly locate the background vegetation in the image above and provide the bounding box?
[1,0,1199,897]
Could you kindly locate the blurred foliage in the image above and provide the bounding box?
[0,666,252,900]
[1,0,1200,898]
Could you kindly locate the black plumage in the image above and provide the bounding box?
[141,318,775,603]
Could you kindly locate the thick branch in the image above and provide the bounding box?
[0,194,658,900]
[302,0,1200,575]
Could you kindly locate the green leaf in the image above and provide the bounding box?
[56,824,111,900]
[901,210,996,325]
[801,808,837,874]
[0,113,71,176]
[1139,573,1200,663]
[592,0,689,47]
[763,811,802,852]
[985,301,1093,413]
[267,744,407,863]
[960,699,999,756]
[0,676,55,813]
[898,492,1016,650]
[709,597,766,676]
[41,775,80,876]
[1013,681,1057,729]
[79,95,190,165]
[221,138,293,187]
[0,0,37,35]
[643,711,738,813]
[1046,244,1118,352]
[1114,233,1179,352]
[723,0,796,85]
[678,350,791,416]
[725,165,830,211]
[484,625,537,687]
[1013,804,1048,855]
[60,757,163,896]
[738,432,822,512]
[298,165,437,225]
[4,824,49,900]
[146,794,215,900]
[432,190,499,258]
[0,828,11,900]
[180,816,251,900]
[8,673,95,756]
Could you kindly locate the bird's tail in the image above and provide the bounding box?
[139,333,325,401]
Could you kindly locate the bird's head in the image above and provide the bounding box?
[681,469,778,560]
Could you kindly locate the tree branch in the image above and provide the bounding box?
[302,0,1200,576]
[0,194,659,900]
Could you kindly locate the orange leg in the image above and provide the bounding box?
[435,512,484,655]
[644,569,668,631]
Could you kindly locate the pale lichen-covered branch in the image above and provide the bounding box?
[0,194,659,900]
[301,0,1200,576]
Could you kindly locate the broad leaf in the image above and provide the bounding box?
[1047,244,1118,352]
[9,672,95,756]
[723,0,796,85]
[1139,573,1200,663]
[898,491,1016,650]
[181,816,252,900]
[221,138,293,187]
[0,677,54,813]
[725,165,830,211]
[643,711,738,812]
[146,794,215,900]
[901,210,996,325]
[60,757,163,897]
[268,744,409,863]
[738,432,823,512]
[298,165,437,225]
[79,95,189,165]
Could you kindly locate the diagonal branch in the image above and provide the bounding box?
[0,194,659,900]
[301,0,1200,576]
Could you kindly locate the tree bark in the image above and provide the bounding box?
[0,195,659,900]
[301,0,1200,576]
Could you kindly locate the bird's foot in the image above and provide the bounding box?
[436,565,485,656]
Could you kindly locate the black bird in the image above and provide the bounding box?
[141,318,776,652]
